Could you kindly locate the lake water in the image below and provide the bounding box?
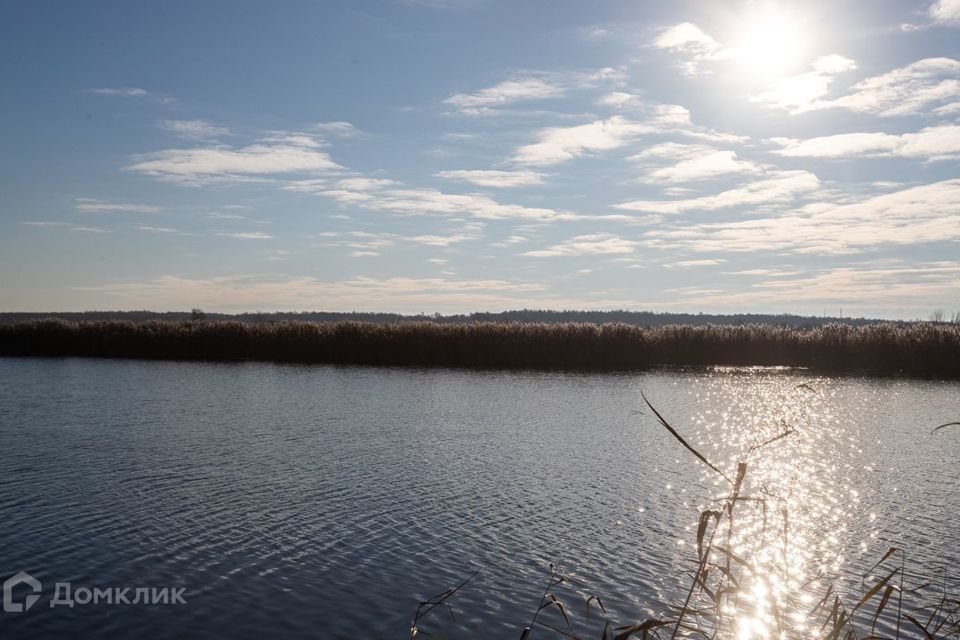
[0,357,958,639]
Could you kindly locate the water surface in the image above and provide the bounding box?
[0,358,957,638]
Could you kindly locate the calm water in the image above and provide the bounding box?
[0,357,958,638]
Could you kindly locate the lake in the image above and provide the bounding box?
[0,357,958,638]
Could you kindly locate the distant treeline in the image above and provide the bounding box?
[1,319,958,377]
[0,309,897,327]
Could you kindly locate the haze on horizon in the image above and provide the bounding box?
[1,0,959,320]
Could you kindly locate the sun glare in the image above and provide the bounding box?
[734,8,806,79]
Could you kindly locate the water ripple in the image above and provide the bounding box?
[0,358,957,638]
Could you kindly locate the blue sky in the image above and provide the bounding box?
[1,0,959,318]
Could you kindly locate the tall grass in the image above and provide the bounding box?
[1,319,959,377]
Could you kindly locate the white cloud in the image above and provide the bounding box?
[137,226,184,234]
[509,106,743,166]
[773,133,900,158]
[84,87,150,98]
[74,198,161,214]
[811,58,960,116]
[335,178,398,190]
[70,226,113,234]
[762,264,960,307]
[640,150,762,183]
[22,220,116,234]
[160,119,230,140]
[581,26,611,40]
[597,91,644,109]
[581,66,629,86]
[645,179,960,254]
[260,132,324,148]
[812,54,859,75]
[208,212,247,220]
[443,67,626,115]
[443,77,562,115]
[217,232,274,240]
[512,116,636,165]
[934,101,960,115]
[300,176,563,220]
[315,189,377,204]
[896,124,960,159]
[285,177,400,197]
[630,142,716,161]
[929,0,960,25]
[724,268,802,277]
[125,136,344,185]
[365,188,561,220]
[752,55,857,112]
[652,22,727,75]
[511,111,688,166]
[436,169,546,188]
[313,230,477,251]
[21,221,70,228]
[671,259,725,268]
[688,262,960,313]
[616,170,821,214]
[654,22,720,51]
[312,121,366,137]
[408,233,474,246]
[524,233,639,257]
[773,125,960,160]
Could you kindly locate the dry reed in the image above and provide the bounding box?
[1,319,959,377]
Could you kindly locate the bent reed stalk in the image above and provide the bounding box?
[1,319,959,377]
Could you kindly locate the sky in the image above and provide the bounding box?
[1,0,959,318]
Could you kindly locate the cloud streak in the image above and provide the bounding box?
[638,149,763,183]
[74,198,162,214]
[444,77,562,115]
[160,119,230,140]
[291,176,566,221]
[524,233,639,257]
[511,109,692,166]
[84,87,150,98]
[773,125,960,160]
[436,169,546,188]
[645,179,960,254]
[616,171,821,214]
[803,58,960,116]
[125,135,344,185]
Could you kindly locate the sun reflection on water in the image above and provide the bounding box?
[671,371,866,639]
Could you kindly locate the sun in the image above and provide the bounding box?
[733,7,806,79]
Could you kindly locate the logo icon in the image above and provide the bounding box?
[3,571,41,613]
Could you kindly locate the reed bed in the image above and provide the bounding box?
[1,319,959,377]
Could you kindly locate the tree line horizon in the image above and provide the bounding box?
[2,308,957,327]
